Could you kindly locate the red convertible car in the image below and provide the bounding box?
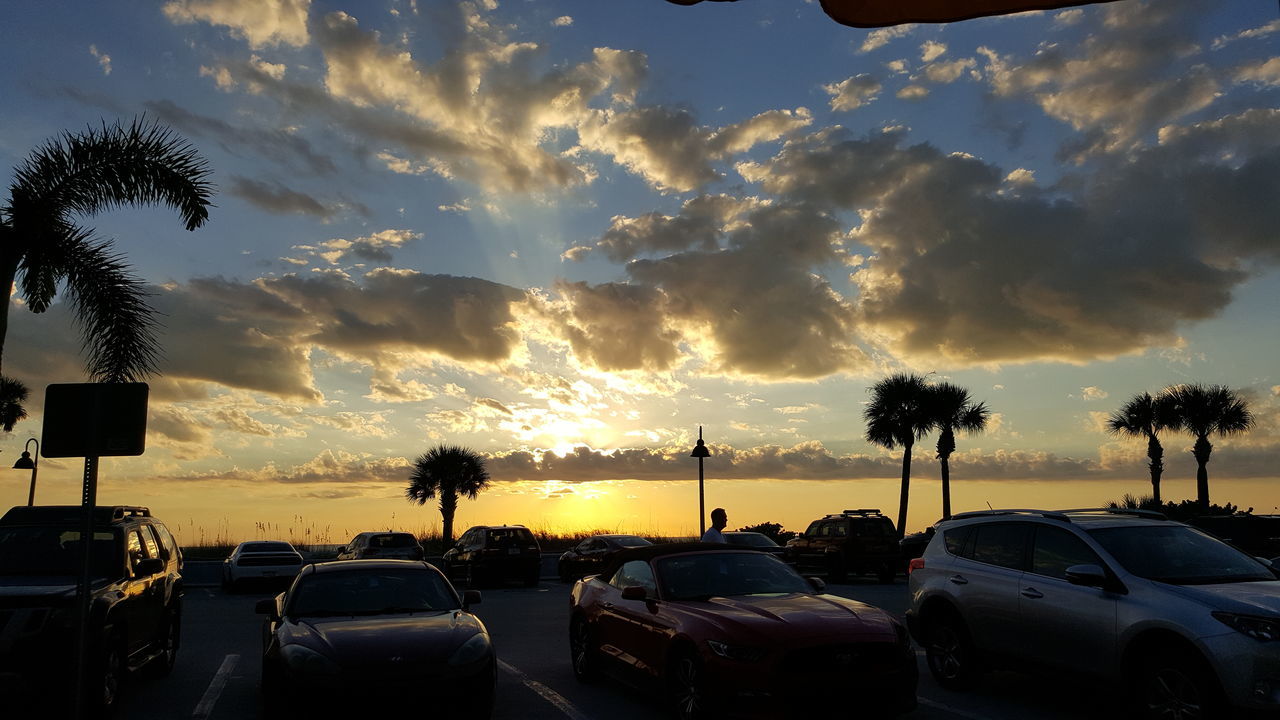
[568,543,917,719]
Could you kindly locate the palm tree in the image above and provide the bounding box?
[406,445,491,547]
[926,383,990,520]
[0,376,29,432]
[1165,384,1254,508]
[0,117,213,419]
[864,373,934,538]
[1105,391,1178,504]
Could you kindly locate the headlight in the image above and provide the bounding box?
[449,633,492,667]
[1212,612,1280,641]
[280,644,342,675]
[706,639,766,662]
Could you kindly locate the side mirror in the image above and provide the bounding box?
[1254,557,1273,568]
[463,590,482,608]
[1064,564,1108,588]
[620,585,649,601]
[807,576,827,594]
[255,597,280,619]
[134,557,165,577]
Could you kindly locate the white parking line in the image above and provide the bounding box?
[919,697,998,720]
[192,654,239,719]
[498,659,593,720]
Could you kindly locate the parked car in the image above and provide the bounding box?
[257,560,492,717]
[722,531,788,559]
[335,531,424,561]
[557,534,652,582]
[784,509,899,583]
[443,525,541,587]
[907,508,1280,719]
[223,541,304,590]
[1188,514,1280,559]
[0,505,183,715]
[899,525,937,570]
[569,543,917,719]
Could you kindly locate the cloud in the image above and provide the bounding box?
[563,194,762,263]
[552,15,573,27]
[921,41,946,63]
[1081,386,1109,401]
[1234,57,1280,86]
[228,176,361,220]
[294,229,422,266]
[144,99,338,176]
[824,75,882,112]
[88,45,111,75]
[921,57,977,84]
[896,85,929,100]
[1211,18,1280,50]
[163,0,311,48]
[858,24,917,54]
[543,281,683,373]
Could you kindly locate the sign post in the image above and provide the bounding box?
[41,383,148,719]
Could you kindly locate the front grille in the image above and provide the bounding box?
[237,554,303,567]
[780,641,906,674]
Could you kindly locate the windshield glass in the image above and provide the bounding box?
[656,552,810,600]
[287,568,459,617]
[727,533,778,548]
[1087,525,1275,585]
[613,536,651,548]
[243,542,294,553]
[369,534,417,548]
[0,526,122,577]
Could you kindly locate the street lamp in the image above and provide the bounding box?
[689,427,710,536]
[13,438,39,506]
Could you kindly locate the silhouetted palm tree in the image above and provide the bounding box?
[1165,384,1254,508]
[406,445,491,547]
[865,373,934,538]
[0,117,213,422]
[926,382,990,520]
[0,377,28,432]
[1106,391,1177,504]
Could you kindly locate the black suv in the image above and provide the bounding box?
[785,509,899,583]
[0,505,183,714]
[442,525,541,587]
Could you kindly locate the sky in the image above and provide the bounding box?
[1,0,1278,545]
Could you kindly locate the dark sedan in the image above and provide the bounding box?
[569,543,917,720]
[721,531,787,559]
[558,534,653,582]
[257,560,493,717]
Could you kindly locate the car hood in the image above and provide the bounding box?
[674,593,897,642]
[0,576,110,600]
[1162,580,1280,615]
[287,611,485,664]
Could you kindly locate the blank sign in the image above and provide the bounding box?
[41,383,149,458]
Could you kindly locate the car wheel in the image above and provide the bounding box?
[462,661,496,720]
[150,609,181,677]
[569,617,599,683]
[93,633,126,715]
[667,649,711,720]
[925,612,980,690]
[558,563,572,584]
[1135,647,1223,720]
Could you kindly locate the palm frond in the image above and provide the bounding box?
[0,376,30,432]
[863,372,933,449]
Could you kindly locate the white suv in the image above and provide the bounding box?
[906,508,1280,718]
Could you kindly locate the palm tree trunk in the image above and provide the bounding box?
[0,247,20,378]
[897,441,913,540]
[1193,435,1213,508]
[937,428,956,520]
[1146,434,1163,505]
[439,491,459,547]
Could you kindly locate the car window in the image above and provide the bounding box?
[853,519,893,537]
[615,536,651,548]
[288,569,459,616]
[968,523,1030,570]
[140,526,161,560]
[370,533,417,548]
[943,525,973,556]
[657,552,809,600]
[1031,526,1102,580]
[805,521,822,536]
[609,560,657,595]
[152,523,178,558]
[243,542,294,553]
[832,523,849,537]
[0,526,121,577]
[1087,525,1273,585]
[817,522,833,537]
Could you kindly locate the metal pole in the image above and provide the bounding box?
[25,438,39,506]
[74,455,99,720]
[698,456,705,537]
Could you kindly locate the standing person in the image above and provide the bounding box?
[702,508,728,543]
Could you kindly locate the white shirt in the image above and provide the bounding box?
[701,527,727,543]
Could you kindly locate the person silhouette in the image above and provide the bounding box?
[702,507,728,543]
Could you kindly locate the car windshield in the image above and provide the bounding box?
[612,536,652,548]
[0,526,122,577]
[369,534,417,548]
[287,568,459,617]
[243,542,294,553]
[487,528,534,546]
[656,552,811,600]
[726,533,779,548]
[1087,525,1275,585]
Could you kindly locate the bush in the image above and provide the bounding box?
[1107,494,1240,522]
[737,522,796,545]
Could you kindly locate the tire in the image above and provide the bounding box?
[924,612,981,690]
[1134,647,1224,720]
[558,562,572,584]
[150,608,181,677]
[92,633,127,716]
[261,658,290,715]
[569,617,599,683]
[667,649,711,720]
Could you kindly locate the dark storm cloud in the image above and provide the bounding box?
[145,99,338,175]
[229,176,341,219]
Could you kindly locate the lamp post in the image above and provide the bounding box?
[13,438,38,506]
[689,427,710,536]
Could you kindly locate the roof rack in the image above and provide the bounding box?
[948,509,1071,522]
[0,505,152,525]
[1056,508,1168,521]
[834,508,882,516]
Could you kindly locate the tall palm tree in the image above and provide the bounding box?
[0,376,29,432]
[0,117,213,419]
[864,373,934,538]
[926,382,990,520]
[406,445,491,547]
[1165,384,1254,508]
[1105,391,1177,504]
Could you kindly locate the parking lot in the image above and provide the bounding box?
[102,559,1141,720]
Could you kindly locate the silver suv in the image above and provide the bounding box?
[906,508,1280,718]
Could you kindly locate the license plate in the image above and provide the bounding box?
[508,548,520,555]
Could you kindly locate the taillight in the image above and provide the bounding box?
[908,558,925,574]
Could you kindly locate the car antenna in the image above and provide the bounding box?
[986,501,993,510]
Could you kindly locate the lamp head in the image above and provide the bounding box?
[13,451,35,470]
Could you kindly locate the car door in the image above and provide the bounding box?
[1015,525,1117,674]
[949,521,1031,659]
[596,560,667,681]
[122,528,162,654]
[789,521,822,565]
